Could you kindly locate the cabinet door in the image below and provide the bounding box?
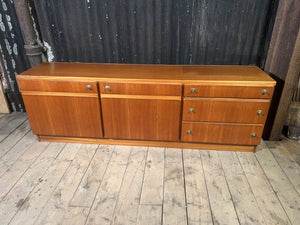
[20,80,103,138]
[101,98,181,141]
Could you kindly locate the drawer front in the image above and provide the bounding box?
[181,122,263,145]
[183,98,270,123]
[184,85,274,99]
[18,79,98,93]
[100,82,182,96]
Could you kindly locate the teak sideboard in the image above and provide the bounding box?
[17,63,276,152]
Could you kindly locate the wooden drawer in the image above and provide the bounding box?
[184,84,274,99]
[100,82,182,96]
[18,79,98,93]
[182,98,270,123]
[181,122,263,145]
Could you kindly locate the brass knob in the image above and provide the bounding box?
[189,108,194,113]
[186,130,192,134]
[105,85,111,91]
[262,89,267,95]
[256,110,262,115]
[251,133,257,137]
[190,88,196,93]
[86,84,92,90]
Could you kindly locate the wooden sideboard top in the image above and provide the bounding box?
[19,62,276,86]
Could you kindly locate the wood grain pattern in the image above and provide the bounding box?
[17,63,276,150]
[100,82,182,96]
[184,84,274,98]
[163,148,187,225]
[181,122,264,145]
[219,151,266,225]
[22,91,98,97]
[38,135,256,152]
[183,149,213,225]
[183,98,270,123]
[19,63,276,85]
[101,98,181,141]
[18,79,98,93]
[237,151,292,225]
[101,94,181,100]
[33,144,97,225]
[200,150,240,225]
[23,95,103,138]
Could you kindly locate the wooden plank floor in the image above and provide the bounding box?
[0,113,299,225]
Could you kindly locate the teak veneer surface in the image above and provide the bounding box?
[22,95,103,138]
[101,98,181,141]
[182,98,270,124]
[18,62,276,152]
[181,122,264,145]
[99,82,182,96]
[18,79,98,93]
[19,62,276,85]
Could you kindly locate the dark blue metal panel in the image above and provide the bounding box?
[34,0,274,65]
[0,0,30,111]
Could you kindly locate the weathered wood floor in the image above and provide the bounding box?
[0,112,299,225]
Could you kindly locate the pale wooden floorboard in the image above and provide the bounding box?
[0,112,28,142]
[111,146,148,225]
[137,205,162,225]
[0,113,299,225]
[219,151,266,225]
[0,140,50,201]
[0,130,36,177]
[140,147,164,205]
[237,151,292,225]
[33,144,98,225]
[163,148,187,225]
[85,146,131,225]
[8,143,82,225]
[0,119,30,159]
[200,150,240,225]
[0,142,66,224]
[280,138,300,165]
[265,141,300,194]
[70,145,114,207]
[183,149,213,225]
[255,141,300,225]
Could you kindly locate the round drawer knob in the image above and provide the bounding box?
[251,133,257,137]
[105,85,111,91]
[86,84,92,90]
[188,108,194,113]
[261,89,268,95]
[190,88,196,93]
[186,130,192,134]
[256,110,262,115]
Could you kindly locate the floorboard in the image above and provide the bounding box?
[0,112,299,225]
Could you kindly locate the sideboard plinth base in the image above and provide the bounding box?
[38,135,256,152]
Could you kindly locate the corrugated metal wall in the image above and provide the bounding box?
[34,0,274,65]
[0,0,30,111]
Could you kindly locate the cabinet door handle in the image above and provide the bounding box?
[251,133,257,137]
[186,130,192,134]
[188,108,194,113]
[261,89,267,95]
[105,85,111,91]
[86,84,92,90]
[256,110,262,115]
[190,88,196,93]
